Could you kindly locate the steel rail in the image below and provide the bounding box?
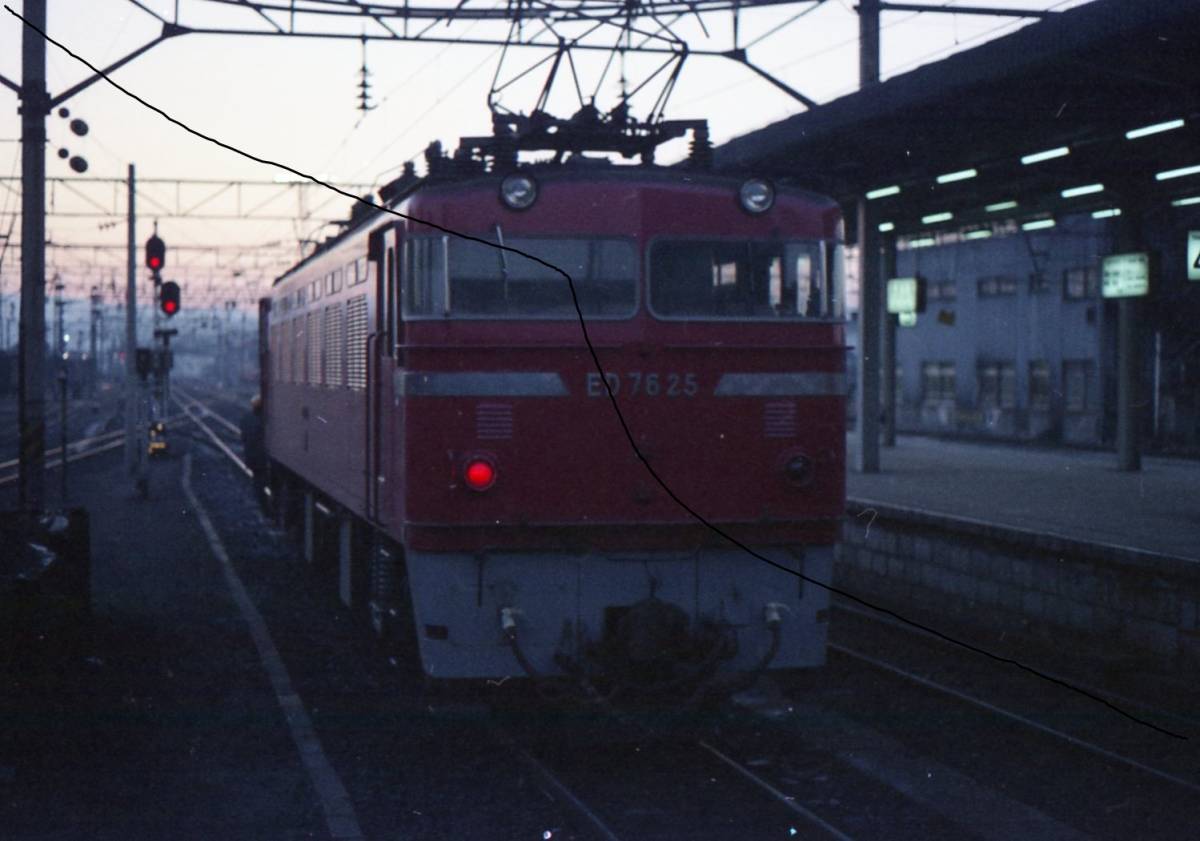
[174,387,243,438]
[174,395,252,478]
[697,740,855,840]
[829,642,1200,794]
[834,600,1200,730]
[0,409,190,486]
[503,737,624,841]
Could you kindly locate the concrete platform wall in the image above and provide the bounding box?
[836,500,1200,669]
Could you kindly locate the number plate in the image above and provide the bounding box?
[586,371,699,398]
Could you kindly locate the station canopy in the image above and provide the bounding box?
[714,0,1200,238]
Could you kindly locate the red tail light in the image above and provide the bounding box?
[464,457,496,491]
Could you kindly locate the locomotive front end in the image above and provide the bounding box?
[394,172,846,694]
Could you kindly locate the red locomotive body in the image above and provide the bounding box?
[265,160,846,685]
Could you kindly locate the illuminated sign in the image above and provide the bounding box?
[1101,252,1149,299]
[898,312,918,327]
[887,277,922,314]
[1189,231,1200,281]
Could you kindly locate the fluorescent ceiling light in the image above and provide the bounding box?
[1125,119,1184,140]
[937,168,977,184]
[1171,196,1200,207]
[1021,147,1070,165]
[908,237,936,249]
[985,200,1018,213]
[866,185,901,199]
[964,230,993,240]
[1061,183,1104,198]
[1092,208,1121,219]
[1021,219,1056,231]
[1156,164,1200,181]
[878,221,895,232]
[922,211,954,224]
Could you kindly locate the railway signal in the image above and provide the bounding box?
[146,234,166,270]
[160,281,181,316]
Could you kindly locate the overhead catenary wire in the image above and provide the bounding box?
[6,3,1185,743]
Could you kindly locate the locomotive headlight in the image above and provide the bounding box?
[499,173,538,210]
[464,456,497,491]
[783,454,814,487]
[739,178,775,214]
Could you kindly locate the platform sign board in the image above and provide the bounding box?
[1101,252,1150,299]
[898,311,918,327]
[1188,231,1200,281]
[887,277,921,314]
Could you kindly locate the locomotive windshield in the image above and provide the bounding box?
[649,239,836,320]
[404,235,637,318]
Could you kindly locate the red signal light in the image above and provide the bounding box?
[162,299,177,315]
[145,234,166,270]
[463,458,496,491]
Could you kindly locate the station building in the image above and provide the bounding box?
[714,0,1200,458]
[851,205,1200,453]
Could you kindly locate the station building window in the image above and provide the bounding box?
[1063,360,1091,411]
[978,276,1017,297]
[926,280,957,303]
[1029,273,1051,294]
[1029,360,1052,411]
[978,360,1017,409]
[921,361,956,403]
[1063,266,1099,300]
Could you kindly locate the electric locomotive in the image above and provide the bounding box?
[262,115,847,693]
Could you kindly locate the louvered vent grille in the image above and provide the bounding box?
[346,295,368,391]
[291,317,305,384]
[764,401,798,438]
[476,403,514,440]
[323,303,344,387]
[307,311,320,385]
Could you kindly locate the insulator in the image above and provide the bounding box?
[688,124,713,171]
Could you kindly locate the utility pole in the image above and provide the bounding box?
[18,0,47,512]
[54,276,67,504]
[125,163,143,490]
[89,285,100,393]
[854,0,882,473]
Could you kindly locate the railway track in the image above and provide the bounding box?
[179,394,859,840]
[825,603,1200,793]
[0,387,238,488]
[179,384,1200,840]
[502,719,856,841]
[0,409,188,487]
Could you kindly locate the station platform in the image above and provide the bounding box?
[846,435,1200,563]
[1,436,332,839]
[839,434,1200,678]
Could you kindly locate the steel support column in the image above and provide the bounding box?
[1114,190,1145,472]
[881,233,898,447]
[854,0,882,473]
[18,0,47,512]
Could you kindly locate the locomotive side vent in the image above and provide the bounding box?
[476,403,514,440]
[763,401,798,438]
